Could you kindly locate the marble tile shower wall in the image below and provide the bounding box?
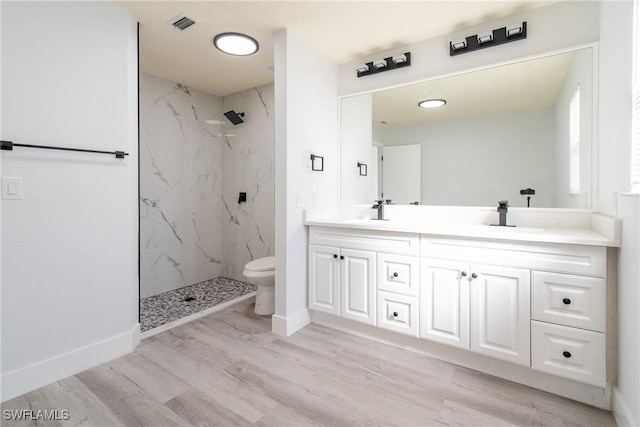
[222,85,275,280]
[140,73,275,298]
[140,73,224,298]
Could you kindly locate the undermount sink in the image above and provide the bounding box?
[483,225,544,234]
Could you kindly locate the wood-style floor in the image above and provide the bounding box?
[2,298,617,427]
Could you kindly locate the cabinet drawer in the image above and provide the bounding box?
[532,272,605,332]
[420,237,606,277]
[377,291,419,337]
[310,226,419,255]
[377,253,419,296]
[531,321,605,387]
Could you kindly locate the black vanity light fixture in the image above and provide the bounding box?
[214,32,259,56]
[357,52,411,78]
[450,22,527,56]
[310,154,324,172]
[357,162,368,176]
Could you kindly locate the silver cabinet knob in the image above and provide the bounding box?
[471,273,478,279]
[461,271,467,277]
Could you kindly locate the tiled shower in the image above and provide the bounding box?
[138,72,275,331]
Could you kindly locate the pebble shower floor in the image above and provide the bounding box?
[140,277,256,332]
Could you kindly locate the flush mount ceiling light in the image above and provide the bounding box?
[213,32,259,56]
[418,99,447,109]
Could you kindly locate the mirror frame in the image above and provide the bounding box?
[338,43,599,211]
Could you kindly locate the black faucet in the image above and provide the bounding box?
[491,200,516,227]
[497,200,508,226]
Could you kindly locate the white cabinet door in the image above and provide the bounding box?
[470,264,531,366]
[420,258,469,349]
[309,245,340,315]
[341,248,377,325]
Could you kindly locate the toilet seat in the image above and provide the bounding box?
[244,256,275,272]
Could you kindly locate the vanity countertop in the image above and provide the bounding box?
[304,207,621,247]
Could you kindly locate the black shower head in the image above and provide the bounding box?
[224,110,245,125]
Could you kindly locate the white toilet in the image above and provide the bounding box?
[242,256,275,315]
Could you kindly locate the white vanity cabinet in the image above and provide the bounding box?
[421,236,608,385]
[308,226,419,328]
[305,212,619,407]
[420,258,530,366]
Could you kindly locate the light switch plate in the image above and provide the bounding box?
[2,177,23,200]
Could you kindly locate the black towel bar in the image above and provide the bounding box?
[1,140,128,159]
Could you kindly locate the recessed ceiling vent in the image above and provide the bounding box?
[168,13,196,31]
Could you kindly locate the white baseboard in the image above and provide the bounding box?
[1,323,140,402]
[613,387,639,427]
[272,307,311,337]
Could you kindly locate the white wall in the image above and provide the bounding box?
[222,84,275,281]
[274,29,338,336]
[377,108,555,208]
[1,1,138,401]
[598,2,640,426]
[139,73,224,298]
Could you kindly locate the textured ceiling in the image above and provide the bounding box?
[118,0,558,96]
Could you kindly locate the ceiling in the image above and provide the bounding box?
[372,50,575,126]
[117,0,559,97]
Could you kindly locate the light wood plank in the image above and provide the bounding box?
[165,388,253,427]
[76,364,190,427]
[1,298,617,427]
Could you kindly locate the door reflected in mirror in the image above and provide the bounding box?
[340,47,594,209]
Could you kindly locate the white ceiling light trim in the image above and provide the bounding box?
[418,99,447,109]
[213,32,259,56]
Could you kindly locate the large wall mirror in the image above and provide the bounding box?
[340,47,595,209]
